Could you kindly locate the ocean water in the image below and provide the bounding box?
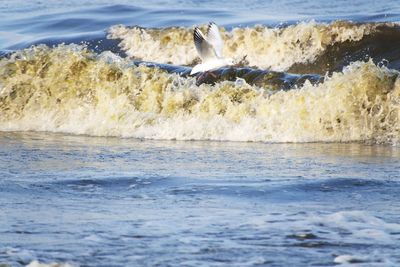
[1,0,400,266]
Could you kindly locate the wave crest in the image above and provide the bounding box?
[108,21,398,72]
[1,45,399,144]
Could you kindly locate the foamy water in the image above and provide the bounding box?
[1,44,399,144]
[108,21,387,71]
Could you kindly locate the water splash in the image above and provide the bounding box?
[0,45,399,144]
[108,21,400,72]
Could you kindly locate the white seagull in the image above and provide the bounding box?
[190,22,234,77]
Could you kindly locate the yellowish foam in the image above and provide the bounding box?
[0,45,399,144]
[108,21,394,71]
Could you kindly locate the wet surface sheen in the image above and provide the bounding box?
[1,132,399,266]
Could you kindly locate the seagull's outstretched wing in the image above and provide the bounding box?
[206,22,224,58]
[194,27,216,61]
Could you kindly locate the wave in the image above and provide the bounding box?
[0,45,399,144]
[108,21,400,73]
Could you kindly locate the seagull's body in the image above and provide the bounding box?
[191,58,231,74]
[190,22,233,76]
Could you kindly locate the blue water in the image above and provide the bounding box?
[1,132,400,266]
[1,0,400,50]
[1,0,400,266]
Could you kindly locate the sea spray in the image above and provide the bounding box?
[0,45,399,144]
[108,21,400,72]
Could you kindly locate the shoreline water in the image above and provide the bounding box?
[1,132,400,266]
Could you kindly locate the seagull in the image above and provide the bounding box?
[190,22,234,80]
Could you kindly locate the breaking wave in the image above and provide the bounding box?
[0,45,399,144]
[108,21,400,73]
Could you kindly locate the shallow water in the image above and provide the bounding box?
[1,132,400,266]
[1,0,400,266]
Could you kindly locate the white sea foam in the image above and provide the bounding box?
[318,211,400,244]
[0,45,399,144]
[108,21,396,71]
[26,260,77,267]
[333,254,397,266]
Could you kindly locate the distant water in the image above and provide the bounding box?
[1,0,400,266]
[1,0,400,50]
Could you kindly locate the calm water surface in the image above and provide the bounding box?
[1,132,400,266]
[1,0,400,50]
